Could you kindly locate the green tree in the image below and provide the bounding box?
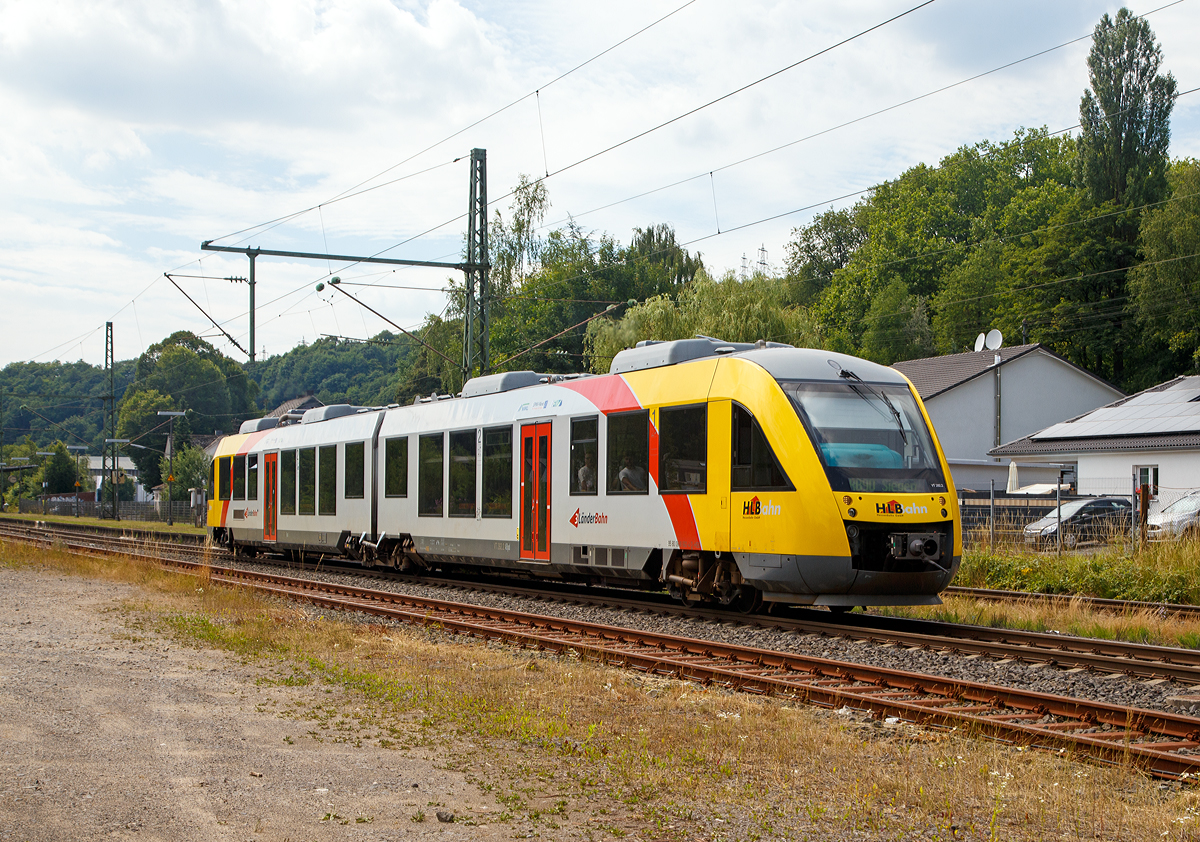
[1130,159,1200,369]
[784,206,867,306]
[130,331,254,433]
[1078,7,1177,209]
[585,269,822,372]
[859,280,935,364]
[158,444,211,501]
[42,443,79,494]
[116,389,175,490]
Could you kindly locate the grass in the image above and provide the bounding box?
[8,537,1200,839]
[877,529,1200,648]
[0,509,207,536]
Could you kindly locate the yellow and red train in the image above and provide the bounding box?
[209,338,961,611]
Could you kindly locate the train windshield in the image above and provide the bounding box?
[779,380,947,494]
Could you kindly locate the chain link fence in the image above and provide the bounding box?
[13,497,204,527]
[959,477,1200,550]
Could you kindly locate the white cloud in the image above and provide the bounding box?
[2,0,1197,367]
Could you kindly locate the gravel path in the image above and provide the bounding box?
[0,565,548,841]
[227,557,1200,717]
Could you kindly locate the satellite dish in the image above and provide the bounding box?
[974,333,986,353]
[985,329,1004,351]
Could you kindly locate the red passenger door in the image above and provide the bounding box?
[263,452,278,542]
[520,423,551,561]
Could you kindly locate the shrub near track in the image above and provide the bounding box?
[956,538,1200,603]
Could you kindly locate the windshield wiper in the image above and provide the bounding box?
[827,360,908,445]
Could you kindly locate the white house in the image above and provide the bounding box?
[990,375,1200,505]
[892,344,1124,491]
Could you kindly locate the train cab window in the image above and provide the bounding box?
[318,445,337,515]
[448,430,477,518]
[208,459,216,500]
[384,436,408,497]
[280,450,296,515]
[298,447,316,515]
[232,455,246,500]
[344,442,365,499]
[482,426,512,518]
[570,417,598,495]
[659,405,706,493]
[418,433,444,516]
[217,457,231,501]
[732,404,792,490]
[607,410,649,494]
[247,454,258,501]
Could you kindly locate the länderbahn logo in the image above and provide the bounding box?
[876,499,929,515]
[570,508,608,527]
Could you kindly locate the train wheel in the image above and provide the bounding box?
[732,585,763,614]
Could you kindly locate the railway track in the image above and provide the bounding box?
[9,517,1200,778]
[5,517,1200,683]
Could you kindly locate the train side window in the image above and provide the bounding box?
[570,416,598,495]
[607,410,649,494]
[344,442,365,499]
[732,404,792,491]
[208,459,216,500]
[418,433,444,516]
[482,425,512,518]
[298,447,316,515]
[232,455,246,500]
[448,430,477,518]
[218,456,231,501]
[659,404,707,493]
[247,454,258,501]
[280,450,296,515]
[318,445,337,515]
[384,436,408,497]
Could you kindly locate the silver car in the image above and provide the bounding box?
[1147,491,1200,541]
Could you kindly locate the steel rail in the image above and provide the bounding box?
[6,519,1200,683]
[7,520,1200,777]
[189,562,1200,780]
[945,585,1200,619]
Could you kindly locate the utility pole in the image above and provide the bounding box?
[105,322,116,520]
[463,148,490,377]
[200,149,491,382]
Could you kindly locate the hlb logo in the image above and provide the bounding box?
[876,499,929,515]
[570,508,608,527]
[742,496,781,517]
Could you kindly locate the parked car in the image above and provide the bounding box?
[1023,497,1134,549]
[1147,491,1200,541]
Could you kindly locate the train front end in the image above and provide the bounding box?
[731,350,961,608]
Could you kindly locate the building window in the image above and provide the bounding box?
[247,454,258,501]
[732,404,791,490]
[570,416,598,495]
[384,436,408,497]
[232,455,246,500]
[344,442,365,499]
[607,410,649,494]
[482,426,512,518]
[1136,465,1159,497]
[318,445,337,515]
[659,404,707,493]
[419,433,444,516]
[298,447,316,515]
[280,450,296,515]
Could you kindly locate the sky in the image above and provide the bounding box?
[2,0,1198,369]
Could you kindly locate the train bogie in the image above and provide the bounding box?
[209,338,961,608]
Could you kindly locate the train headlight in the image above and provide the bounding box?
[847,507,856,518]
[939,496,946,506]
[843,495,853,505]
[941,508,948,518]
